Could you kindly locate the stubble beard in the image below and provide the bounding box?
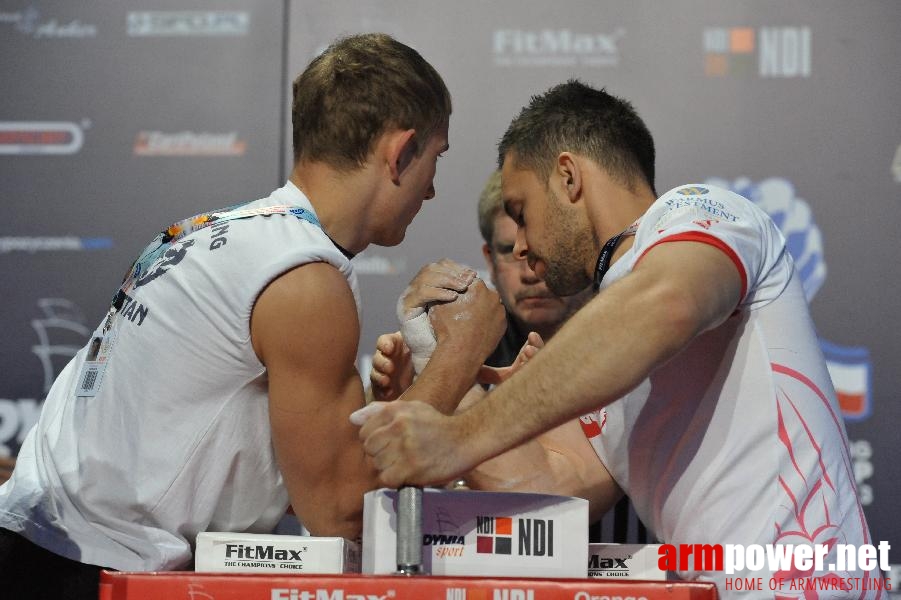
[541,190,595,297]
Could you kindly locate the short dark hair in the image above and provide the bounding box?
[498,80,655,195]
[292,33,452,170]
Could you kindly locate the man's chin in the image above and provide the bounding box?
[516,301,566,323]
[375,229,407,247]
[545,272,591,297]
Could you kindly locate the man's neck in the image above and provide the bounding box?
[289,162,378,255]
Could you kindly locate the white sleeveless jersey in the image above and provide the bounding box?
[0,182,360,571]
[581,184,877,597]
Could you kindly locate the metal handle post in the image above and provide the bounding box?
[395,486,423,575]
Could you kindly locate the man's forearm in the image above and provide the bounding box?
[403,339,484,414]
[452,266,714,470]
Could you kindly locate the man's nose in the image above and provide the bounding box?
[512,227,528,261]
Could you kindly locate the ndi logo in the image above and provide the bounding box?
[476,516,554,557]
[703,27,810,78]
[493,28,625,67]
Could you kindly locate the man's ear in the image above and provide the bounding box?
[556,152,582,203]
[386,129,418,185]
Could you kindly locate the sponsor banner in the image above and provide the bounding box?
[849,439,875,506]
[703,26,810,78]
[705,177,825,301]
[492,28,624,68]
[363,488,587,577]
[0,121,86,155]
[351,253,407,276]
[821,339,872,421]
[133,131,246,156]
[0,6,97,39]
[1,298,91,456]
[195,532,360,574]
[126,11,249,37]
[0,236,112,253]
[706,177,874,423]
[99,571,719,600]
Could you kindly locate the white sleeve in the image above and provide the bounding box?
[628,184,792,308]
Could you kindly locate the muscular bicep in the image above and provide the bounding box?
[631,239,743,336]
[251,262,378,538]
[537,419,622,523]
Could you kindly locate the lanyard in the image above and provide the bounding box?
[592,223,638,292]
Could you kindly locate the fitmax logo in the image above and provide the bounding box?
[493,28,624,67]
[271,590,393,600]
[588,555,630,570]
[226,544,302,561]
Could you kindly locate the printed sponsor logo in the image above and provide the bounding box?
[423,534,465,546]
[0,236,112,253]
[222,544,306,569]
[706,176,873,422]
[351,253,407,275]
[661,194,739,223]
[127,11,249,37]
[270,589,395,600]
[0,6,97,38]
[133,131,246,156]
[477,516,513,555]
[1,299,89,456]
[30,298,91,394]
[0,121,87,155]
[587,554,632,578]
[573,594,648,600]
[492,28,624,68]
[849,439,874,506]
[703,27,810,78]
[578,410,605,438]
[491,590,534,600]
[476,516,553,557]
[821,341,871,421]
[677,186,709,196]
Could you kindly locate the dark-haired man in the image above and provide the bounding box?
[369,171,587,395]
[357,81,877,597]
[0,33,504,598]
